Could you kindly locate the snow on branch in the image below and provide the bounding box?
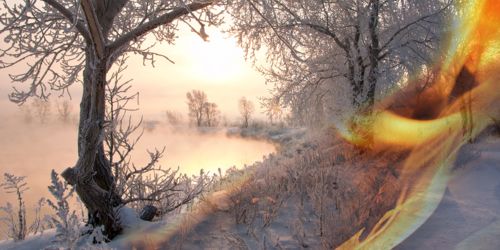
[105,56,214,219]
[1,0,222,104]
[0,0,86,103]
[46,170,81,249]
[0,173,46,241]
[79,0,105,59]
[108,0,217,52]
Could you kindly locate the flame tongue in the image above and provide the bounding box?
[339,0,500,248]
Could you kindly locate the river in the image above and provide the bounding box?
[0,117,275,238]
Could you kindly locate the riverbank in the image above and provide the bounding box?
[3,126,498,249]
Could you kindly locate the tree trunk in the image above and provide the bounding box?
[347,1,380,146]
[62,49,122,239]
[366,0,380,111]
[361,0,381,146]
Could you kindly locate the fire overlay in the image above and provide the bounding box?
[339,0,500,248]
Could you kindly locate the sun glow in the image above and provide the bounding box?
[184,29,247,83]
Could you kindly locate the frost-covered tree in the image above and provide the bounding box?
[186,90,220,127]
[1,0,221,238]
[105,56,214,223]
[203,101,220,127]
[187,90,208,127]
[265,98,283,125]
[228,0,451,118]
[239,97,254,128]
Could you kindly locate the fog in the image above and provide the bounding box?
[0,114,275,220]
[0,18,277,239]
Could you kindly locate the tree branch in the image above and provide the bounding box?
[41,0,91,43]
[109,1,215,52]
[80,0,105,59]
[272,0,348,51]
[379,2,451,57]
[299,22,348,52]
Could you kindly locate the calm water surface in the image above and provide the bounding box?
[0,118,275,234]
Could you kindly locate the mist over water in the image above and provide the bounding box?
[0,114,275,235]
[137,126,275,176]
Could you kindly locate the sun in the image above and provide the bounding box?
[185,29,247,83]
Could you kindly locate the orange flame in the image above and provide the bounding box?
[338,0,500,249]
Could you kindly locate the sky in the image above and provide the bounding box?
[119,25,270,121]
[0,22,271,122]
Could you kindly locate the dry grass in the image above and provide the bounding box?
[223,127,408,248]
[149,126,410,248]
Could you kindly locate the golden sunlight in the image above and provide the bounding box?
[185,29,246,83]
[119,24,267,119]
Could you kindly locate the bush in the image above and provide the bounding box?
[46,170,81,249]
[0,173,45,241]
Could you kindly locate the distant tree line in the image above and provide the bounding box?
[18,98,74,124]
[186,90,220,127]
[186,91,260,128]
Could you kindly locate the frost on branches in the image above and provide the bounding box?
[228,0,451,127]
[0,173,45,241]
[0,0,221,239]
[46,170,81,249]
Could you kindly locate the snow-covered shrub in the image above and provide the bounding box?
[46,170,81,249]
[117,159,215,219]
[106,60,215,220]
[0,173,45,241]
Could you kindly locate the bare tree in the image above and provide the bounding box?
[186,90,220,127]
[228,0,451,120]
[187,90,208,127]
[203,101,220,127]
[56,99,73,123]
[265,98,283,125]
[1,0,221,238]
[239,97,254,128]
[31,98,51,124]
[165,110,183,126]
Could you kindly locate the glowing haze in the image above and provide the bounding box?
[125,25,269,120]
[0,23,269,121]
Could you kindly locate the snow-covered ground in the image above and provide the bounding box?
[1,134,499,249]
[397,137,500,249]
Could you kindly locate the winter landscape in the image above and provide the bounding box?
[0,0,500,249]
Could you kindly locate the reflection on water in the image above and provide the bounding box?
[134,126,275,176]
[0,117,275,237]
